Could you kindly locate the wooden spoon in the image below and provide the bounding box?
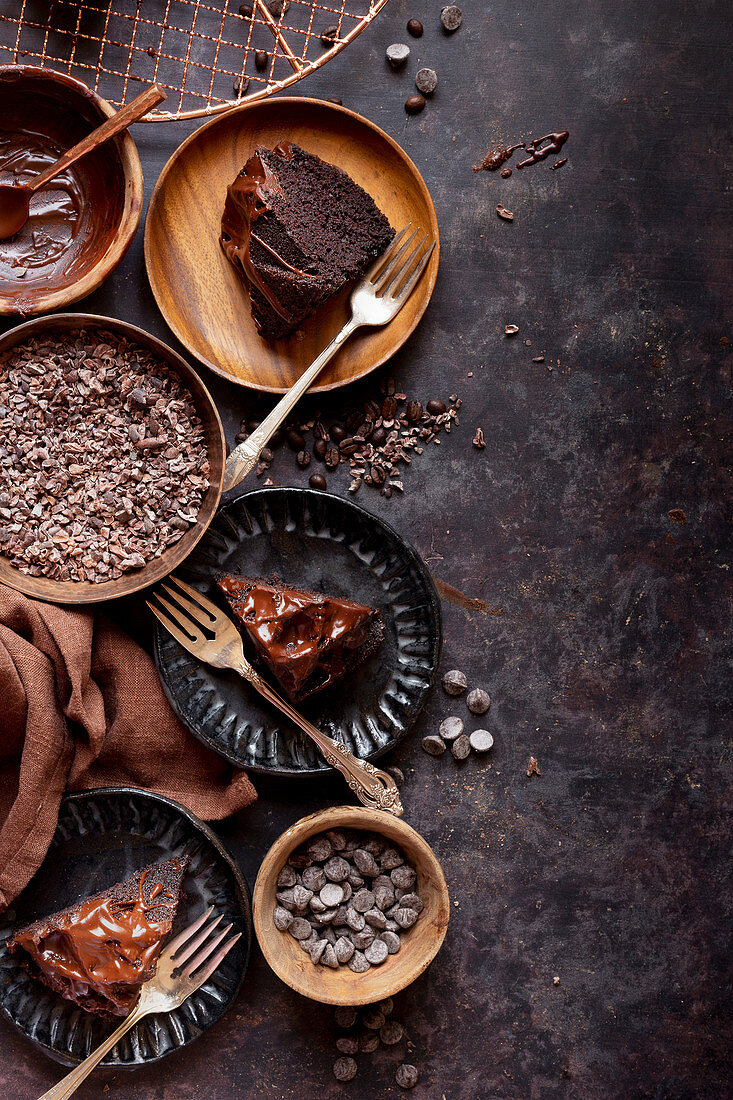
[0,84,165,240]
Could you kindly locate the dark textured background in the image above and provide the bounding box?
[1,0,731,1096]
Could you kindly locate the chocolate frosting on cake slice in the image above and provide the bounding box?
[220,142,395,340]
[8,856,188,1017]
[217,574,383,701]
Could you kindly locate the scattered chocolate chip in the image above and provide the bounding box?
[386,765,405,787]
[427,398,446,414]
[496,203,514,221]
[405,94,426,115]
[387,43,410,69]
[380,1020,404,1045]
[422,734,446,756]
[415,68,438,95]
[470,728,494,753]
[473,427,486,449]
[359,1030,380,1052]
[233,75,250,95]
[334,1056,357,1081]
[335,1006,358,1028]
[296,449,311,468]
[451,733,471,760]
[336,1036,359,1055]
[309,473,327,490]
[396,1063,419,1089]
[527,756,541,776]
[321,25,339,46]
[407,18,423,37]
[442,669,468,695]
[505,324,519,336]
[255,50,268,70]
[467,687,491,714]
[439,716,464,741]
[440,5,462,31]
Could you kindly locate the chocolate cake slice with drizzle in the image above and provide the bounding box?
[7,856,188,1017]
[217,574,383,701]
[220,142,394,340]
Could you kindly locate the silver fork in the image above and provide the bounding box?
[146,576,404,817]
[223,225,436,491]
[38,908,240,1100]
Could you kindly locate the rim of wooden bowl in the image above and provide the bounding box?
[0,313,225,604]
[253,806,450,1006]
[143,96,440,394]
[0,65,144,317]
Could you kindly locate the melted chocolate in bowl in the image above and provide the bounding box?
[0,71,125,314]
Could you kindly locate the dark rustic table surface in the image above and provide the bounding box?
[1,0,731,1097]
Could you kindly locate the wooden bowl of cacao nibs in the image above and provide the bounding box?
[0,313,225,603]
[253,807,449,1005]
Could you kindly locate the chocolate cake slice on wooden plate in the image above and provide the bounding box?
[217,574,383,701]
[7,856,188,1018]
[220,142,394,339]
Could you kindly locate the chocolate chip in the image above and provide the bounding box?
[440,5,462,32]
[380,1020,404,1045]
[296,449,311,468]
[391,865,416,889]
[422,734,446,756]
[320,883,344,907]
[380,847,404,870]
[322,943,339,968]
[364,939,389,965]
[352,927,376,950]
[346,907,365,931]
[362,1006,386,1029]
[405,94,426,115]
[378,996,394,1015]
[387,43,410,68]
[289,917,314,940]
[427,398,446,414]
[416,67,438,94]
[407,18,423,36]
[277,865,297,888]
[273,906,293,930]
[365,908,387,930]
[443,669,467,695]
[321,25,339,46]
[348,950,370,973]
[292,884,313,908]
[255,50,268,70]
[309,938,327,964]
[335,1006,358,1028]
[386,765,405,787]
[335,936,355,963]
[439,716,464,741]
[352,887,375,912]
[398,893,423,913]
[467,687,491,714]
[354,849,379,876]
[359,1030,380,1052]
[287,429,305,450]
[451,733,471,760]
[324,855,351,881]
[381,930,401,954]
[396,1063,419,1089]
[470,728,494,753]
[309,473,327,490]
[333,1057,357,1081]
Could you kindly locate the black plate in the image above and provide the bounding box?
[0,788,251,1068]
[153,487,442,776]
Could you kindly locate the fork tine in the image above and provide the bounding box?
[186,932,242,987]
[147,596,202,647]
[168,576,231,628]
[380,235,428,299]
[391,240,436,302]
[171,914,225,966]
[181,923,234,978]
[373,228,420,293]
[162,906,214,958]
[159,581,218,632]
[362,223,411,283]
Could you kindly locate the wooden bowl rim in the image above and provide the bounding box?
[143,96,440,394]
[0,65,144,317]
[252,806,450,1005]
[0,312,225,604]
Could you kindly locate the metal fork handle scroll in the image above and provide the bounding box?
[37,1000,148,1100]
[222,316,359,492]
[235,655,404,816]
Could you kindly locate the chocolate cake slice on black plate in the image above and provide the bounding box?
[217,574,383,702]
[220,142,394,339]
[7,856,188,1018]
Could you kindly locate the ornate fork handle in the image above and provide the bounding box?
[38,999,149,1099]
[235,655,404,816]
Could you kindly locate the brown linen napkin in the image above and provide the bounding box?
[0,584,256,910]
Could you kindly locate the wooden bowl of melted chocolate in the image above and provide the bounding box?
[0,66,143,316]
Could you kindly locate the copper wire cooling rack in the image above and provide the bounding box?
[0,0,390,120]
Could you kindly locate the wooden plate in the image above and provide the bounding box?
[0,788,251,1067]
[144,97,439,394]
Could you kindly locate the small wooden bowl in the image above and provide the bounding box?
[0,314,225,604]
[253,807,450,1006]
[144,97,439,394]
[0,66,143,316]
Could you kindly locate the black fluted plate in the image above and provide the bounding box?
[153,487,442,776]
[0,788,251,1068]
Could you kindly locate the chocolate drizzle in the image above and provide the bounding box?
[516,131,570,169]
[473,142,525,172]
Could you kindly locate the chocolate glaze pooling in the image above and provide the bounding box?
[516,131,570,169]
